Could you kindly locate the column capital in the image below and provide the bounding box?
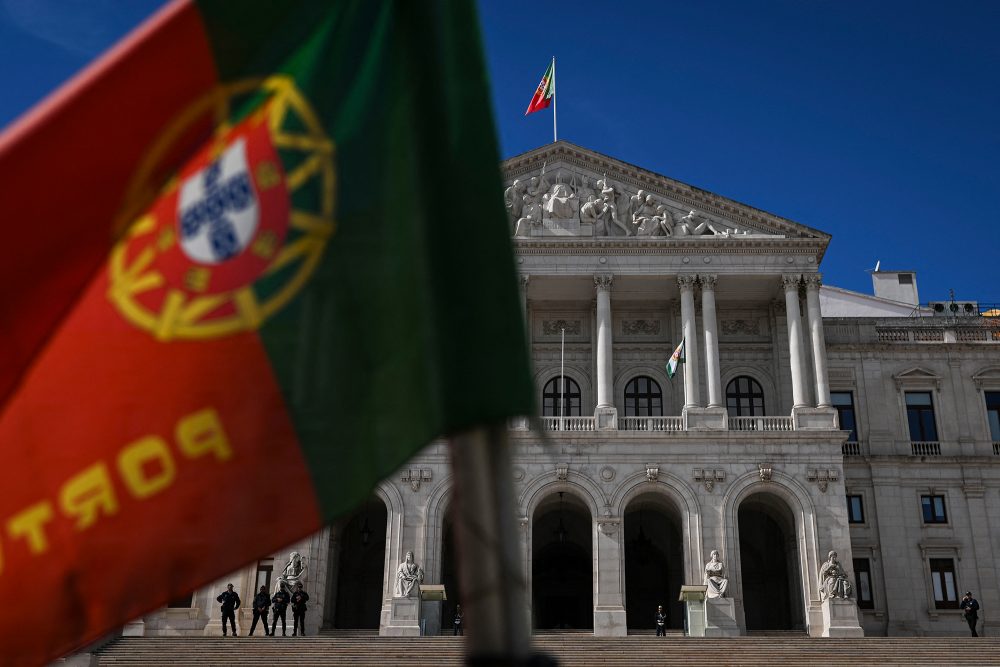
[519,274,530,289]
[594,274,614,291]
[699,274,718,290]
[781,273,803,291]
[804,273,823,290]
[677,274,698,290]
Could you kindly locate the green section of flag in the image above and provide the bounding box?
[539,59,554,99]
[197,0,533,521]
[666,339,685,379]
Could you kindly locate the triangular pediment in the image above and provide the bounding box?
[501,141,830,250]
[972,367,1000,388]
[893,367,942,388]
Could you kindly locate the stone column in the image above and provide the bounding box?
[804,274,831,407]
[678,275,701,409]
[593,515,627,636]
[701,274,722,408]
[594,274,617,428]
[519,274,530,338]
[782,274,808,409]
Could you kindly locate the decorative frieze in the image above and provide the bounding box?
[621,319,661,336]
[807,468,840,493]
[721,319,761,337]
[400,469,432,492]
[542,319,581,336]
[692,468,726,492]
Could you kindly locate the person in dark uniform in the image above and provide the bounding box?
[216,583,241,637]
[291,582,310,636]
[453,604,464,636]
[961,591,981,637]
[655,605,667,636]
[249,585,271,636]
[271,583,291,637]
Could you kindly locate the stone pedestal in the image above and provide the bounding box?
[594,606,627,637]
[679,585,707,637]
[820,598,864,637]
[594,406,618,430]
[683,406,727,430]
[121,619,145,637]
[420,600,442,636]
[704,598,740,637]
[381,597,421,637]
[533,218,593,236]
[793,406,838,430]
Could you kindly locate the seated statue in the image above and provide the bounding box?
[819,550,853,601]
[542,182,578,219]
[703,550,729,599]
[393,550,424,598]
[514,195,542,237]
[273,551,308,594]
[674,210,719,236]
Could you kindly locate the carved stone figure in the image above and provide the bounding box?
[704,550,729,598]
[514,195,542,237]
[819,550,853,600]
[581,195,616,236]
[674,210,720,237]
[274,551,308,594]
[503,179,526,223]
[543,182,579,219]
[525,164,551,207]
[633,194,665,236]
[393,550,424,598]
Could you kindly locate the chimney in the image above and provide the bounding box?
[871,269,919,306]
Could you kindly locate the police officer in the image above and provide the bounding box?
[453,604,464,636]
[655,605,667,637]
[291,582,310,636]
[961,591,981,637]
[271,583,291,636]
[249,585,271,636]
[216,583,241,637]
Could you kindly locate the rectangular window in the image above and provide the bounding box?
[921,494,947,523]
[853,558,874,609]
[832,391,858,442]
[986,391,1000,442]
[906,392,938,441]
[255,560,274,594]
[929,558,959,608]
[847,495,865,523]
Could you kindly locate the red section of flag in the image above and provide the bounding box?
[0,266,323,664]
[0,0,217,407]
[524,61,554,115]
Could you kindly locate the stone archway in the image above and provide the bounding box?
[326,495,387,629]
[737,493,805,631]
[532,491,593,630]
[624,492,684,630]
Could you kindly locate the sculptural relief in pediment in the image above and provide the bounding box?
[504,162,779,240]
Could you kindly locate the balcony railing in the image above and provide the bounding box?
[911,441,942,456]
[617,416,684,432]
[842,440,863,457]
[728,416,794,432]
[993,442,1000,456]
[540,416,596,431]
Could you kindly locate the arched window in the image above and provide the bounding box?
[542,376,581,416]
[726,376,765,416]
[624,376,663,416]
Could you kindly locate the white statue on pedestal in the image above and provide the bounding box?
[819,550,853,600]
[704,550,729,598]
[273,551,307,594]
[393,551,424,598]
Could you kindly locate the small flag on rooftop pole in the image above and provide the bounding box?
[666,339,685,378]
[524,57,555,116]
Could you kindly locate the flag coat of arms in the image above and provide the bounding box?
[0,1,532,664]
[666,339,685,378]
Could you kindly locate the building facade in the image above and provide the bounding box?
[132,142,1000,638]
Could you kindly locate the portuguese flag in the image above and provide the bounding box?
[0,1,532,664]
[524,58,555,115]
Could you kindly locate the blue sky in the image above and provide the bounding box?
[2,1,997,301]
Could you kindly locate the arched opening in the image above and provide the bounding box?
[532,491,593,629]
[542,376,582,416]
[440,507,463,636]
[738,493,804,631]
[726,375,765,416]
[624,493,684,631]
[325,495,387,629]
[624,376,664,416]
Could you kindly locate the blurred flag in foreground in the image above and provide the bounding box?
[0,0,532,663]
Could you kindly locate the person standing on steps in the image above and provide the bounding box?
[216,583,241,637]
[249,585,271,636]
[961,591,981,637]
[271,583,291,637]
[453,604,464,636]
[656,605,667,636]
[291,582,310,636]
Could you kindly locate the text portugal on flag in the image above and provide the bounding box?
[0,1,533,664]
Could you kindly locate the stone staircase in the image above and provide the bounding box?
[94,633,999,666]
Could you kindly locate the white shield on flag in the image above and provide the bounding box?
[177,137,260,265]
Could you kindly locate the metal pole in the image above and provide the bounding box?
[449,426,553,666]
[551,56,557,143]
[560,327,565,429]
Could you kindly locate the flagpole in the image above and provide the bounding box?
[551,56,557,143]
[560,327,565,429]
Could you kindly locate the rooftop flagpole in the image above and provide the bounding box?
[551,56,557,142]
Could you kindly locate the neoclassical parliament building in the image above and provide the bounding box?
[132,142,1000,638]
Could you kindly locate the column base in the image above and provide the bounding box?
[593,606,627,636]
[682,406,727,430]
[792,406,838,430]
[594,406,618,430]
[122,619,145,637]
[705,598,741,637]
[380,597,422,637]
[820,598,864,637]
